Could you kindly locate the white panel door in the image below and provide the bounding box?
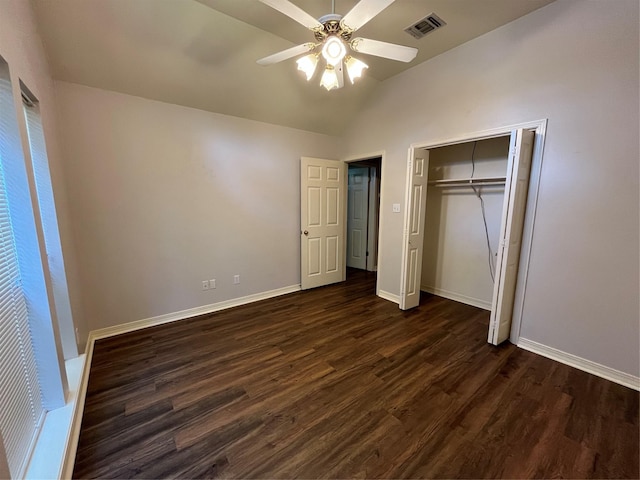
[488,129,535,345]
[347,166,369,270]
[301,157,345,290]
[400,154,429,310]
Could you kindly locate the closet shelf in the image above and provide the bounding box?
[428,176,507,187]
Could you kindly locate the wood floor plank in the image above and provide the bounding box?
[73,269,639,479]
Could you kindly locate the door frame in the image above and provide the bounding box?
[402,119,547,344]
[342,150,386,296]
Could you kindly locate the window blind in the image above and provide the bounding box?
[0,64,44,479]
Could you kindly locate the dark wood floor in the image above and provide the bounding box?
[73,269,639,479]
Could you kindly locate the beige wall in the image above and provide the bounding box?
[54,82,343,342]
[343,0,640,377]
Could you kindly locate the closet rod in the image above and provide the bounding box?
[431,181,505,188]
[428,176,507,188]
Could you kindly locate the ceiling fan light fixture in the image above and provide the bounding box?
[321,35,346,66]
[257,0,419,92]
[296,53,319,80]
[345,56,368,84]
[320,65,340,91]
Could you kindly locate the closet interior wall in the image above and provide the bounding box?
[420,136,510,310]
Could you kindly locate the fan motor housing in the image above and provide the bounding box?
[315,15,352,42]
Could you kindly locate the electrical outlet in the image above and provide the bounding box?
[233,275,240,285]
[210,279,216,289]
[392,203,401,213]
[202,280,209,290]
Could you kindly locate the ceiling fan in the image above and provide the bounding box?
[257,0,418,91]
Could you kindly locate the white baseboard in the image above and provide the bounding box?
[518,338,640,391]
[377,289,400,304]
[59,284,301,477]
[91,284,301,340]
[421,285,491,311]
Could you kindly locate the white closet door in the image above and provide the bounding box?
[400,154,429,310]
[488,129,535,345]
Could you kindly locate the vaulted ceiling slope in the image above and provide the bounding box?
[31,0,554,136]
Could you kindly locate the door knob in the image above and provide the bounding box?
[303,230,309,235]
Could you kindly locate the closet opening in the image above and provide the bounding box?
[420,136,509,311]
[399,121,547,346]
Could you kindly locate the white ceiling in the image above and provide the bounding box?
[31,0,554,136]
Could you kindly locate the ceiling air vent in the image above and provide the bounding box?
[404,13,446,40]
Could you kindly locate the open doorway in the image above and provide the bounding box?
[346,157,381,275]
[299,154,382,292]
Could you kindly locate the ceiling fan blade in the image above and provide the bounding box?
[258,0,323,31]
[340,0,395,33]
[257,43,315,66]
[350,37,418,62]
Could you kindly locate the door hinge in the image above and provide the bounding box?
[366,251,369,256]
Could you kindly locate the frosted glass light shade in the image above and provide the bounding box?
[320,66,339,91]
[345,56,368,84]
[321,36,347,66]
[296,54,318,81]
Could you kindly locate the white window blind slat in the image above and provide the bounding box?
[0,288,19,311]
[0,61,44,479]
[0,266,19,287]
